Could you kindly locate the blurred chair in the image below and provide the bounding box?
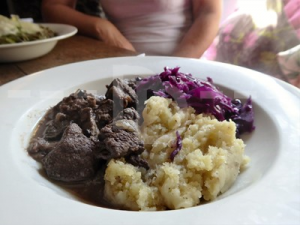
[6,0,43,21]
[0,0,10,17]
[6,0,102,22]
[76,0,103,17]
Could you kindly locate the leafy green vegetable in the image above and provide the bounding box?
[0,15,56,44]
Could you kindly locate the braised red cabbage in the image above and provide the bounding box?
[170,131,182,161]
[136,67,255,137]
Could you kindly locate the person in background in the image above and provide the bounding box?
[41,0,222,58]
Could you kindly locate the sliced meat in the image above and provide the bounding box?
[94,99,114,129]
[43,112,70,140]
[105,78,138,112]
[115,107,140,122]
[59,89,98,122]
[27,137,53,162]
[42,123,97,182]
[98,120,144,160]
[124,77,142,90]
[125,154,149,170]
[80,107,100,140]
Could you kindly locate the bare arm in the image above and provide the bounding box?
[41,0,136,51]
[172,0,222,58]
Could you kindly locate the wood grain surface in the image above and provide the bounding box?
[0,35,138,86]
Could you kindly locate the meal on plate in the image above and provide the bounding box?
[0,14,56,44]
[27,67,255,211]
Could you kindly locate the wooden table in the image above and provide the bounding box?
[0,35,138,85]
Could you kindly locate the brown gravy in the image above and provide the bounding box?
[38,168,119,209]
[29,109,121,210]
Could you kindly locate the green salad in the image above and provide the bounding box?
[0,15,56,44]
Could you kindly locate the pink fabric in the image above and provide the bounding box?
[100,0,193,56]
[203,0,300,88]
[284,0,300,38]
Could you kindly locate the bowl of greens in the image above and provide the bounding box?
[0,15,77,62]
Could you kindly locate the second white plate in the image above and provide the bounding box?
[0,23,77,62]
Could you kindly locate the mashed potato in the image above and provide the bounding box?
[104,96,249,211]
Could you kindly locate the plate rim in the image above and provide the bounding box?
[0,56,299,225]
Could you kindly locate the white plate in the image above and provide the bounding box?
[0,57,299,225]
[0,23,77,62]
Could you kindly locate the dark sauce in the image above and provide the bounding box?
[29,109,123,210]
[37,166,120,209]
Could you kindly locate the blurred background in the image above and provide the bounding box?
[1,0,299,87]
[1,0,9,17]
[2,0,103,22]
[1,0,263,22]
